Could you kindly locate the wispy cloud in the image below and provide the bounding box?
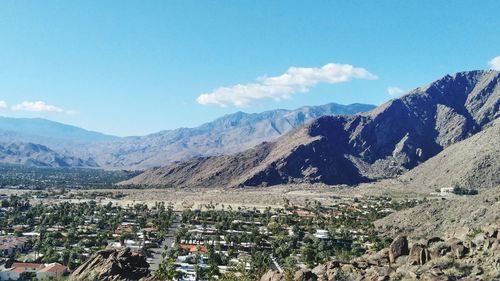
[197,63,378,107]
[12,101,69,113]
[0,101,7,109]
[489,56,500,71]
[387,86,404,97]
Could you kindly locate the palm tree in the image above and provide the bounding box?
[155,257,177,280]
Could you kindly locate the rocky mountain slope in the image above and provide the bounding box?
[400,119,500,190]
[375,186,500,241]
[85,103,374,169]
[0,142,98,168]
[0,103,373,169]
[123,70,499,188]
[261,228,500,281]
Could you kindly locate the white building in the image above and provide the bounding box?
[440,187,455,196]
[314,229,330,240]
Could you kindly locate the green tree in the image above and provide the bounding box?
[155,257,178,280]
[283,257,298,281]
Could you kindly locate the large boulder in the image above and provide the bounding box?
[260,270,284,281]
[445,238,469,258]
[472,233,487,248]
[293,268,317,281]
[311,264,327,281]
[325,261,342,280]
[70,248,151,281]
[407,243,430,265]
[389,236,409,263]
[482,226,499,239]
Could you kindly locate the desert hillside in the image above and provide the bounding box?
[123,70,500,188]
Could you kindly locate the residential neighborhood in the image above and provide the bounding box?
[0,189,422,280]
[0,192,175,280]
[154,197,420,280]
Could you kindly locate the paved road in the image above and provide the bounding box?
[149,214,181,272]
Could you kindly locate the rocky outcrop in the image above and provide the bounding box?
[389,236,409,263]
[407,243,430,266]
[70,248,151,281]
[261,227,500,281]
[293,268,317,281]
[125,70,500,188]
[260,270,285,281]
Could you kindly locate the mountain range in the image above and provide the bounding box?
[0,116,116,144]
[122,70,500,188]
[0,142,98,168]
[0,103,375,169]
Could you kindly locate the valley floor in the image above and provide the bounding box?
[0,179,445,211]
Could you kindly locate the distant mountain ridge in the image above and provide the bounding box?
[0,142,98,168]
[0,116,116,143]
[86,102,375,169]
[122,70,499,188]
[0,103,375,169]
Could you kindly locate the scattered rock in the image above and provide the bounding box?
[375,266,393,280]
[295,228,498,280]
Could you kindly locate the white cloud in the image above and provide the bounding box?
[12,101,65,113]
[0,101,7,109]
[197,63,378,107]
[488,56,500,71]
[387,86,404,97]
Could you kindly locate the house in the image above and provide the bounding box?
[0,263,43,281]
[0,262,67,281]
[0,236,28,256]
[36,263,68,280]
[11,263,44,272]
[0,267,22,281]
[293,209,314,218]
[114,223,135,235]
[440,187,455,196]
[179,244,208,253]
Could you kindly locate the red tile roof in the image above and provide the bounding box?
[12,262,44,270]
[12,268,26,273]
[38,263,68,273]
[179,244,208,253]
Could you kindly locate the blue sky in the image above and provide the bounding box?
[0,1,499,136]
